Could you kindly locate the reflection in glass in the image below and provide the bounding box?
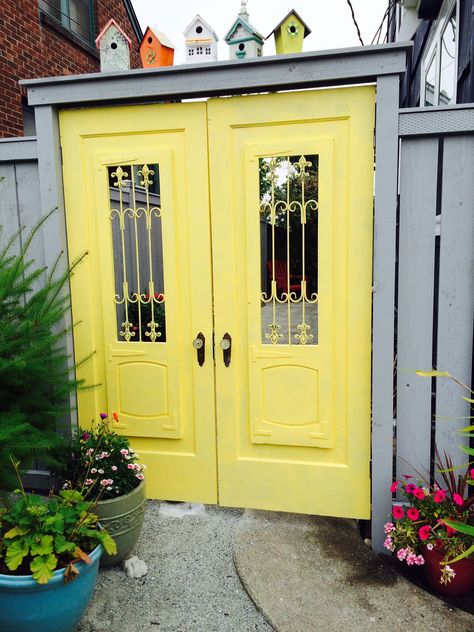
[439,9,456,105]
[108,163,166,342]
[424,54,436,106]
[260,155,318,345]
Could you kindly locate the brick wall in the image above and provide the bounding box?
[0,0,142,137]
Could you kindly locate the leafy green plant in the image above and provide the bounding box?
[52,413,145,501]
[0,463,116,584]
[0,210,87,490]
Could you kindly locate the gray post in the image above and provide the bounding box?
[371,75,400,552]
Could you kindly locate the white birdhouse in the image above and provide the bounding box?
[95,19,131,72]
[183,15,218,63]
[224,1,264,60]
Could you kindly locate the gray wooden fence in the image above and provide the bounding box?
[371,104,474,551]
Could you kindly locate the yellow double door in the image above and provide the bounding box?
[60,86,375,519]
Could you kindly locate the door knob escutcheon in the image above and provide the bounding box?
[220,333,232,367]
[193,332,205,366]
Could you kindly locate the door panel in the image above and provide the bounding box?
[60,103,217,503]
[208,88,375,518]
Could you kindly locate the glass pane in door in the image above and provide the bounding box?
[259,154,319,345]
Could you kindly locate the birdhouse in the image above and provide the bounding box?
[95,19,131,72]
[268,10,311,55]
[140,27,175,68]
[183,15,218,63]
[224,0,264,60]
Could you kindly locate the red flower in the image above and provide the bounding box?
[433,490,446,503]
[419,525,431,541]
[390,481,398,493]
[113,411,119,422]
[403,475,413,480]
[413,487,425,500]
[453,493,464,507]
[407,508,420,521]
[446,525,457,536]
[81,431,91,441]
[405,483,416,494]
[471,468,474,479]
[393,505,404,519]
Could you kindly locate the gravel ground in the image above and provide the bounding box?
[77,502,273,632]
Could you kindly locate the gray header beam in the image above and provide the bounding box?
[399,105,474,136]
[0,137,38,162]
[21,43,411,108]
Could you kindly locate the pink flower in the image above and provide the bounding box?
[383,537,395,552]
[81,432,91,441]
[453,493,464,506]
[419,525,431,541]
[397,548,408,561]
[111,465,117,471]
[85,478,94,485]
[405,483,416,494]
[100,479,109,486]
[413,487,425,500]
[86,448,94,456]
[426,543,434,550]
[384,522,395,534]
[136,473,145,480]
[470,468,474,479]
[100,413,108,420]
[406,552,417,566]
[120,449,129,455]
[91,468,97,474]
[433,490,446,503]
[127,463,135,469]
[414,555,425,566]
[407,508,420,521]
[98,468,104,475]
[390,481,398,493]
[393,505,404,519]
[134,464,140,470]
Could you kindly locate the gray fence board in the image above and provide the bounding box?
[0,164,21,252]
[435,136,474,467]
[396,138,438,482]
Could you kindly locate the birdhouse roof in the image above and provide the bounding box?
[224,16,264,43]
[183,14,218,41]
[142,26,176,50]
[267,10,312,39]
[95,18,132,48]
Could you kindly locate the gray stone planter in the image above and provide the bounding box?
[96,480,146,567]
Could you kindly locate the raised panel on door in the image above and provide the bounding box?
[208,87,375,518]
[60,102,217,503]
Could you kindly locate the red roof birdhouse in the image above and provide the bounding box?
[140,27,175,68]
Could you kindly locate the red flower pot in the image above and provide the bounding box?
[422,546,474,597]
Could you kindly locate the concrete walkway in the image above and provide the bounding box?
[78,503,473,632]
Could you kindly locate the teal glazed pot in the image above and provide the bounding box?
[96,480,146,567]
[0,544,102,632]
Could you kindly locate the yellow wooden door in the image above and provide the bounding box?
[60,102,217,503]
[208,87,375,518]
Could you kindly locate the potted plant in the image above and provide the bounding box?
[0,463,116,632]
[53,413,146,567]
[384,466,474,596]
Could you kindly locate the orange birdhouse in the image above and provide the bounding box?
[140,27,175,68]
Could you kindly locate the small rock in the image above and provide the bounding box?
[123,555,148,578]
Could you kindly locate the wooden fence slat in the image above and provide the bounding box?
[396,138,438,481]
[0,164,21,255]
[435,136,474,468]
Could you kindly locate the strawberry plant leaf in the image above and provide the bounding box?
[6,540,29,570]
[30,554,57,584]
[30,534,54,556]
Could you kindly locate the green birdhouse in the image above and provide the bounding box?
[268,10,311,55]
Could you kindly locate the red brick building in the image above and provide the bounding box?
[0,0,142,137]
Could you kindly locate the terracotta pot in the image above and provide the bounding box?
[422,545,474,597]
[96,481,146,567]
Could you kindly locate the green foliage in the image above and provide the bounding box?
[52,413,145,501]
[0,464,116,584]
[0,210,86,489]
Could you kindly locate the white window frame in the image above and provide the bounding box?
[420,0,459,106]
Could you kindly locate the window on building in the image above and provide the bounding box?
[196,46,203,55]
[205,47,211,55]
[421,1,458,106]
[188,47,195,56]
[39,0,94,45]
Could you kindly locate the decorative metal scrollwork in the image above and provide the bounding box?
[260,154,319,345]
[109,163,166,342]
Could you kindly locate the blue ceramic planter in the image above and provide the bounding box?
[0,544,102,632]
